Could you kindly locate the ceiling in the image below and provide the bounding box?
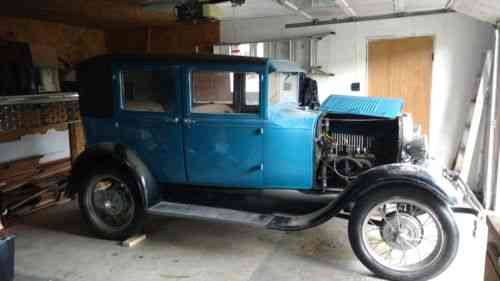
[215,0,448,20]
[0,0,498,29]
[453,0,500,25]
[0,0,177,28]
[214,0,500,24]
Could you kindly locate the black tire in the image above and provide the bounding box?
[78,167,145,240]
[348,186,459,281]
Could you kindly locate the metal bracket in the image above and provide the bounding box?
[444,168,485,237]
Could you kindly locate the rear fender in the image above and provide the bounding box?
[68,143,160,208]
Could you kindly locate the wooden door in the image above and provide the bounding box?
[368,36,433,135]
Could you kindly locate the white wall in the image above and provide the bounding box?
[222,13,495,181]
[0,129,70,164]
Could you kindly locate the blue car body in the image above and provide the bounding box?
[72,53,471,221]
[70,54,481,281]
[81,56,321,190]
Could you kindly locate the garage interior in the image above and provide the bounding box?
[0,0,500,281]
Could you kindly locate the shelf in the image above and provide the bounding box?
[0,92,79,106]
[0,121,80,143]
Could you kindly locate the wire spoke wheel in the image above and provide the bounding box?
[348,187,459,281]
[361,199,445,272]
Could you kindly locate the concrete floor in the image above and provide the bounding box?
[11,201,487,281]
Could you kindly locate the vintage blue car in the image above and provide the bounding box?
[71,54,480,281]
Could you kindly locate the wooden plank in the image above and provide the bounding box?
[0,179,31,193]
[0,155,42,180]
[107,21,220,55]
[1,0,177,29]
[121,234,147,248]
[491,28,500,210]
[1,157,71,214]
[460,51,493,183]
[68,122,85,162]
[368,36,433,135]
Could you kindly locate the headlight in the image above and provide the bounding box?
[400,113,415,144]
[400,113,429,164]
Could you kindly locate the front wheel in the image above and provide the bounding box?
[348,186,459,281]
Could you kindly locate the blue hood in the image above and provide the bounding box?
[320,95,404,119]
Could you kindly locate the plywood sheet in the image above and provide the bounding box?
[368,36,433,135]
[0,16,106,66]
[106,21,220,55]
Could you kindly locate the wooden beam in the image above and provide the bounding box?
[459,51,493,185]
[68,122,85,163]
[106,21,220,54]
[492,28,500,210]
[1,0,178,29]
[121,234,147,248]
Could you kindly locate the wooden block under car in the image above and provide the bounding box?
[121,234,147,248]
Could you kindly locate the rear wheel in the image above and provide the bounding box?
[79,167,144,240]
[348,187,459,281]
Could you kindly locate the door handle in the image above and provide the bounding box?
[165,117,179,124]
[184,119,196,126]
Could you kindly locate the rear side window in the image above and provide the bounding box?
[120,68,176,113]
[191,70,260,115]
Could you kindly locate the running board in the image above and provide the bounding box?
[147,201,278,227]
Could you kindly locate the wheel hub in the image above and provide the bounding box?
[103,189,126,216]
[381,212,424,251]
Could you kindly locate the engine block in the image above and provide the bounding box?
[317,115,400,189]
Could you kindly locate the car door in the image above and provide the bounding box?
[183,68,264,187]
[115,64,186,184]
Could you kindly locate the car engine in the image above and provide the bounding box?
[316,113,423,190]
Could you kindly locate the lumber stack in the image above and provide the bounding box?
[0,156,72,216]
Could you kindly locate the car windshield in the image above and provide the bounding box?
[268,72,299,106]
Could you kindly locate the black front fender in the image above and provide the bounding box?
[68,143,160,208]
[268,163,459,231]
[346,163,459,205]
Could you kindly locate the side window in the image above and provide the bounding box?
[191,70,260,114]
[121,68,176,113]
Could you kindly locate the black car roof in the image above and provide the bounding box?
[79,53,270,68]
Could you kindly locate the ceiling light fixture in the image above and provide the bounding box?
[275,0,316,21]
[336,0,356,17]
